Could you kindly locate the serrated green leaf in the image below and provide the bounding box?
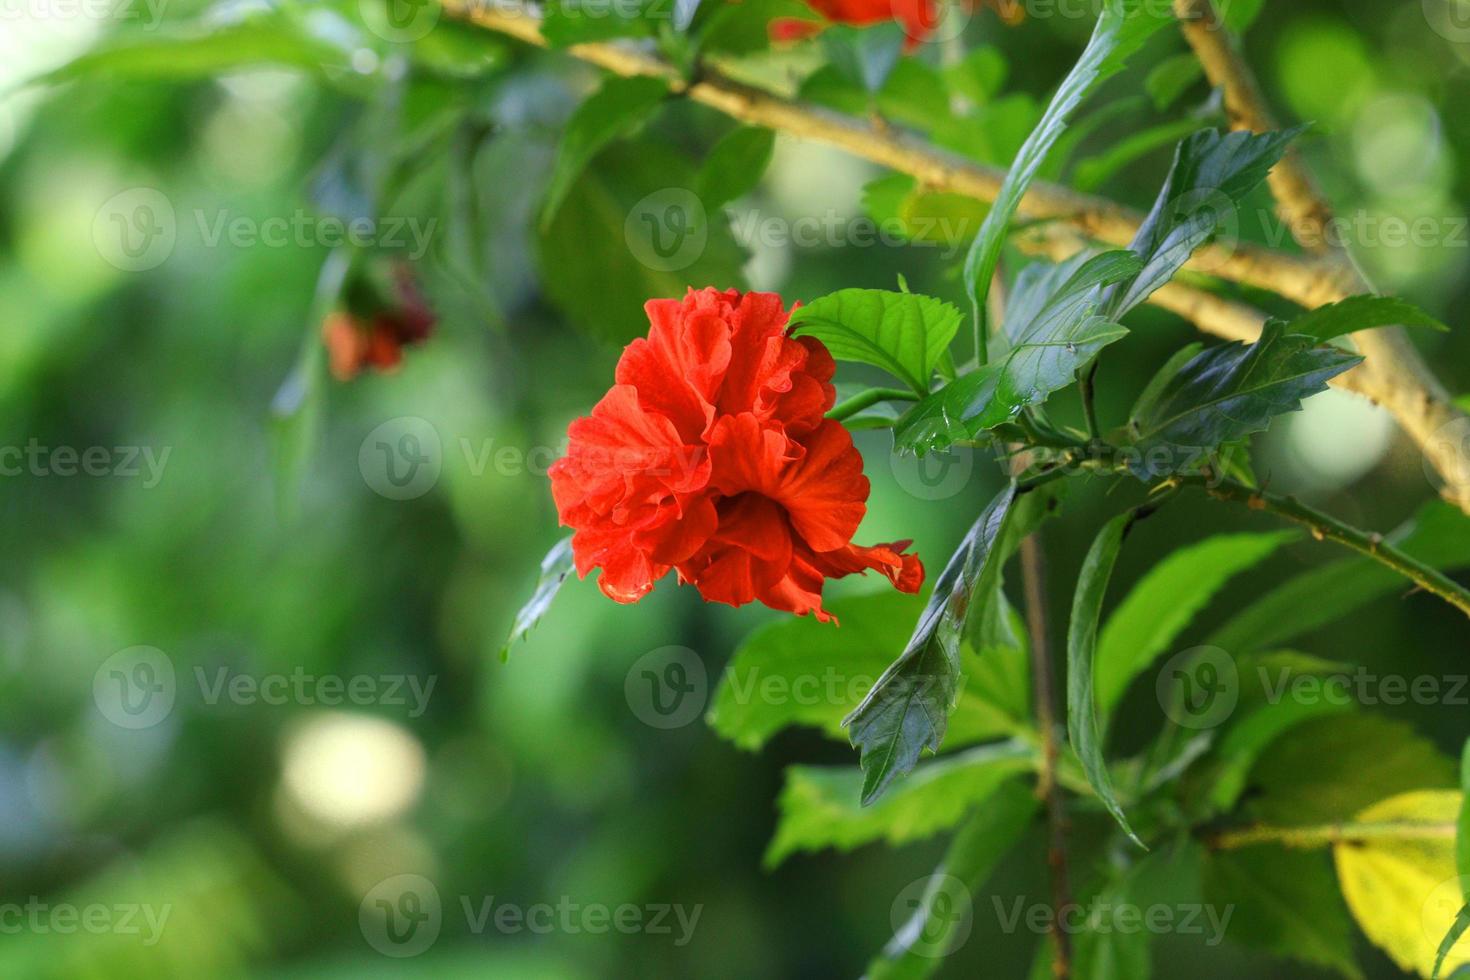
[895,252,1137,454]
[1095,530,1296,726]
[1068,511,1144,847]
[845,484,1016,805]
[1208,500,1470,653]
[789,289,963,394]
[501,537,574,659]
[539,76,671,231]
[964,0,1170,322]
[1285,294,1449,343]
[696,126,775,209]
[1202,847,1363,979]
[868,780,1038,980]
[1102,127,1301,318]
[1125,321,1362,476]
[764,740,1034,867]
[1246,714,1456,826]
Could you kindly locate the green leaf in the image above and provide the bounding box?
[539,76,671,231]
[27,14,354,87]
[1125,321,1362,476]
[501,537,575,660]
[1102,127,1301,318]
[707,590,927,750]
[696,127,775,209]
[1073,117,1213,192]
[789,289,964,395]
[845,484,1016,805]
[1067,511,1144,847]
[1245,714,1456,826]
[1435,907,1470,980]
[764,740,1034,867]
[943,46,1009,105]
[541,0,657,46]
[1202,847,1363,979]
[1459,739,1470,887]
[1208,500,1470,653]
[895,251,1138,454]
[861,175,988,248]
[1144,52,1203,110]
[1220,0,1266,31]
[537,141,748,344]
[963,0,1169,321]
[1285,294,1450,343]
[868,781,1039,980]
[1094,530,1296,726]
[821,22,906,93]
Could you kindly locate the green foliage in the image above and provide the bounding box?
[696,126,776,209]
[1094,530,1296,725]
[1125,322,1362,476]
[539,75,671,230]
[1285,293,1450,342]
[789,289,964,395]
[844,485,1016,805]
[764,740,1033,866]
[1067,511,1144,847]
[1202,847,1363,979]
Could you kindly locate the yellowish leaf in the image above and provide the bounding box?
[1333,790,1470,977]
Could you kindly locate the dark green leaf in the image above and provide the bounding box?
[1202,847,1363,979]
[963,0,1169,319]
[845,485,1016,804]
[501,537,575,659]
[1102,127,1301,318]
[764,740,1033,866]
[696,126,775,209]
[1125,322,1361,476]
[539,76,670,230]
[1095,530,1296,726]
[1067,511,1144,847]
[896,251,1137,455]
[1285,294,1449,343]
[789,289,964,394]
[868,781,1039,979]
[1073,117,1210,192]
[541,0,657,46]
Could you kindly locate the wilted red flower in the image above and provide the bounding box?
[322,264,436,381]
[771,0,1023,48]
[549,288,923,623]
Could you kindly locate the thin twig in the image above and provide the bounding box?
[1182,476,1470,619]
[826,386,920,420]
[1172,0,1470,512]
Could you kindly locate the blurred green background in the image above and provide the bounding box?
[0,1,1467,977]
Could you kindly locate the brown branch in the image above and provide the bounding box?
[1173,0,1470,512]
[448,1,1470,514]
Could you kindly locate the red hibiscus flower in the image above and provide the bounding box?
[771,0,1024,49]
[322,263,437,382]
[549,288,924,623]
